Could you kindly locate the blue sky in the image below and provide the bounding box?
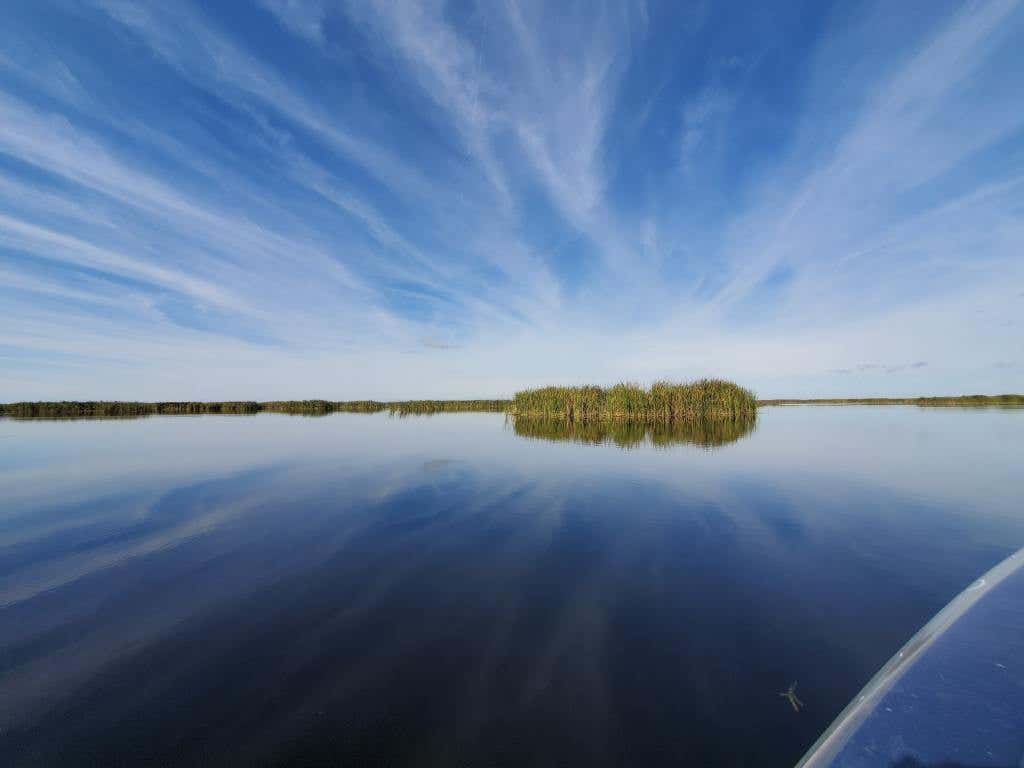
[1,0,1022,400]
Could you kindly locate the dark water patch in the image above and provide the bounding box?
[0,408,1021,766]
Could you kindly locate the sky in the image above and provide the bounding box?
[1,0,1022,400]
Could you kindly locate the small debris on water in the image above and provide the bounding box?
[779,681,803,712]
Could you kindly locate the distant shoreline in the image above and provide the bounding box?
[2,393,1021,419]
[757,395,1024,406]
[0,400,509,418]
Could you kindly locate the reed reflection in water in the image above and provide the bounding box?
[509,414,757,449]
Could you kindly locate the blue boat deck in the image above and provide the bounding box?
[799,548,1024,767]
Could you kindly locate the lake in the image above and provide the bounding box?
[1,406,1022,766]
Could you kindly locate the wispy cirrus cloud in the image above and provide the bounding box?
[0,0,1021,399]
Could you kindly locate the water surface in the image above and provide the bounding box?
[1,407,1022,766]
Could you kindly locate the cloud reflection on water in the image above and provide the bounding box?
[1,409,1023,765]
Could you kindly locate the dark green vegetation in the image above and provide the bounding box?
[758,394,1024,407]
[511,415,757,449]
[261,400,386,414]
[509,380,758,422]
[0,401,261,418]
[0,399,510,419]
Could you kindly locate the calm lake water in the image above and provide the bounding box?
[1,406,1022,766]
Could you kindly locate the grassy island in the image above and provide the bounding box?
[509,380,757,422]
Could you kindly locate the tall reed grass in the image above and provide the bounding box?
[509,380,757,422]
